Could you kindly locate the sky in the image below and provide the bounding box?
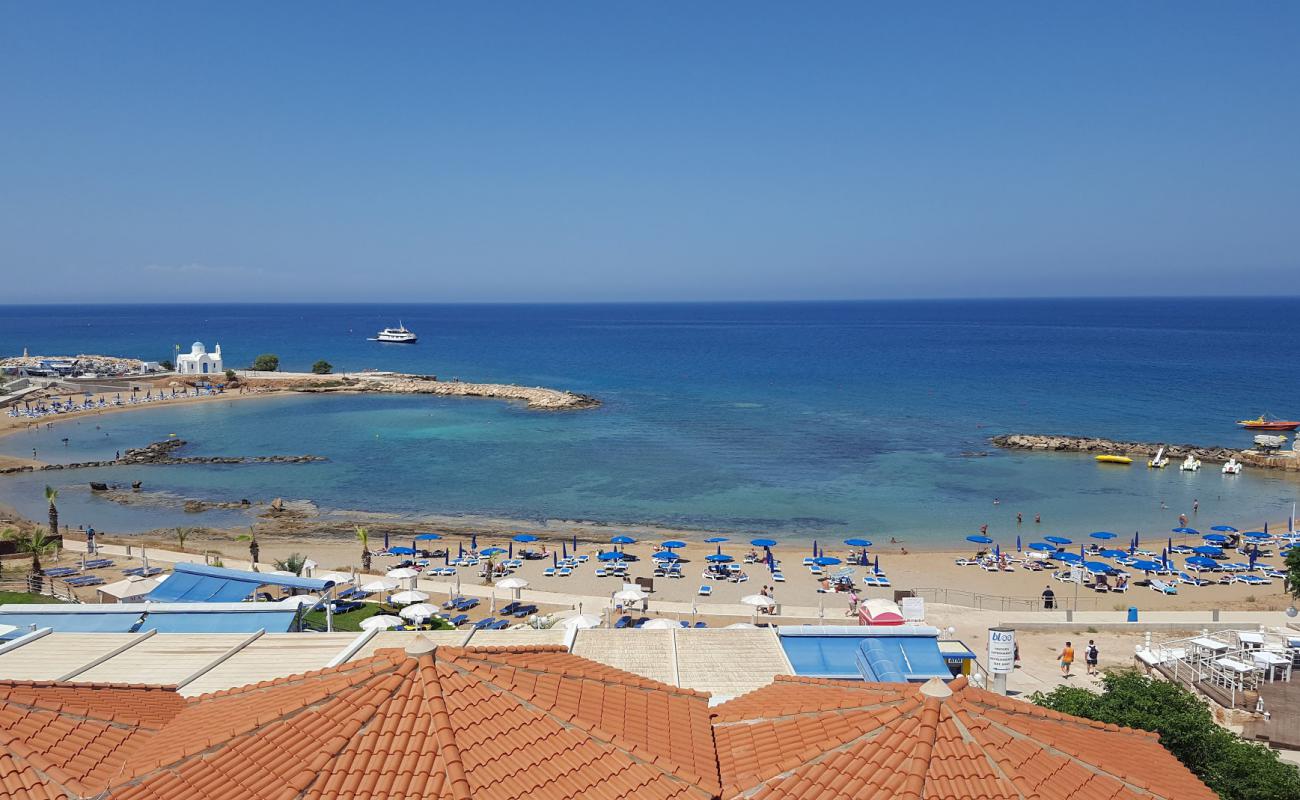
[2,2,1298,303]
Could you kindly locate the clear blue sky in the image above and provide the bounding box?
[2,3,1297,303]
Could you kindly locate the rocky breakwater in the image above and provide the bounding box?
[991,434,1300,472]
[268,373,599,410]
[0,438,326,475]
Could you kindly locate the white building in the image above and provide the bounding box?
[176,341,223,376]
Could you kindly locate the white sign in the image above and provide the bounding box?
[987,627,1016,675]
[901,596,925,623]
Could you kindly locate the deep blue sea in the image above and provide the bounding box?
[1,300,1297,542]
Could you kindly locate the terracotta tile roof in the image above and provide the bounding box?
[0,642,718,800]
[0,643,1216,800]
[710,675,1216,800]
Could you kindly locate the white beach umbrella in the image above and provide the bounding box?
[399,603,439,621]
[725,622,758,629]
[639,618,678,630]
[495,577,528,590]
[557,613,602,630]
[390,589,430,605]
[612,589,647,603]
[267,569,296,577]
[285,594,321,607]
[740,594,775,608]
[359,614,406,631]
[321,572,353,585]
[360,579,399,593]
[386,567,420,579]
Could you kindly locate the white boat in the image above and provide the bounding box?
[1222,458,1242,475]
[1147,446,1168,469]
[1179,455,1201,472]
[369,322,417,343]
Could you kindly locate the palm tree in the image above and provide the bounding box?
[273,552,307,576]
[5,527,59,593]
[175,527,190,551]
[236,528,260,567]
[44,486,58,535]
[356,526,372,571]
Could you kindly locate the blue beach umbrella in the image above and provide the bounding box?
[383,531,390,551]
[1203,533,1230,544]
[1028,542,1056,552]
[513,534,538,543]
[651,551,679,561]
[388,546,416,556]
[706,536,729,543]
[751,538,778,548]
[1242,531,1270,540]
[1083,561,1111,572]
[561,541,568,558]
[860,551,870,566]
[1172,527,1198,535]
[873,555,880,573]
[812,540,820,558]
[660,540,686,549]
[597,551,625,562]
[443,550,449,565]
[458,542,464,557]
[508,542,513,558]
[1100,549,1127,559]
[481,547,506,556]
[1090,532,1117,540]
[813,556,841,566]
[573,534,578,550]
[1044,536,1071,545]
[994,544,1002,560]
[552,552,558,567]
[471,533,478,550]
[1193,545,1223,556]
[1167,537,1173,553]
[1056,552,1083,564]
[1186,556,1218,568]
[611,535,636,545]
[966,535,994,544]
[1249,549,1259,568]
[844,538,872,547]
[705,553,734,563]
[1210,525,1237,533]
[1130,559,1163,572]
[415,533,442,541]
[1015,535,1022,551]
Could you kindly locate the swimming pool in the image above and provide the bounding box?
[778,625,956,682]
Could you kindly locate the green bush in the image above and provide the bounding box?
[251,354,279,372]
[1033,670,1300,800]
[311,360,333,375]
[224,369,236,381]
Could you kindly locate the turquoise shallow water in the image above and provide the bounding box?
[1,300,1298,541]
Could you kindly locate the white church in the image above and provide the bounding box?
[176,341,224,376]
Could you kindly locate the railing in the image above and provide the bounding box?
[908,586,1114,612]
[0,576,82,603]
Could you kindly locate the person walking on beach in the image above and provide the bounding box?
[1085,640,1099,675]
[1041,585,1056,610]
[1059,641,1075,677]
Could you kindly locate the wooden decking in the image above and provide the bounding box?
[1246,680,1300,750]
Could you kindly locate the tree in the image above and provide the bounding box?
[356,526,372,571]
[273,552,307,576]
[5,527,60,593]
[224,369,236,382]
[159,359,173,371]
[236,529,260,566]
[174,527,191,551]
[1284,546,1300,602]
[311,360,333,375]
[251,354,279,372]
[44,486,58,534]
[1033,670,1300,800]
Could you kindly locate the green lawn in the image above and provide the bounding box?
[0,590,65,604]
[302,603,453,633]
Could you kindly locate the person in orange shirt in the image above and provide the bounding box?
[1059,641,1075,677]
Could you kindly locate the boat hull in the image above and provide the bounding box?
[1095,455,1132,465]
[1238,422,1299,431]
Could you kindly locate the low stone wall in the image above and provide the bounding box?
[0,438,326,475]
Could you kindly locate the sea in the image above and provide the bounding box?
[1,299,1297,544]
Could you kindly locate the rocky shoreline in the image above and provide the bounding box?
[253,372,599,410]
[0,438,326,475]
[991,433,1300,472]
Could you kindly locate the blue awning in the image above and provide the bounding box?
[0,608,298,635]
[855,636,953,682]
[146,563,332,603]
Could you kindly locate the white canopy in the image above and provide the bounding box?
[360,579,399,593]
[95,574,166,601]
[613,589,647,603]
[557,613,602,630]
[639,618,678,629]
[320,572,353,584]
[399,603,439,621]
[725,622,758,629]
[740,594,775,608]
[285,594,321,607]
[495,577,528,590]
[359,615,406,630]
[386,567,420,579]
[389,590,430,605]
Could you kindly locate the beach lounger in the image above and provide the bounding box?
[512,604,538,618]
[1234,574,1270,586]
[542,567,556,577]
[455,598,479,611]
[693,621,708,628]
[443,596,466,609]
[558,568,573,577]
[594,568,607,578]
[1149,579,1177,595]
[42,567,79,578]
[954,559,977,566]
[472,618,495,629]
[772,572,785,582]
[698,585,712,596]
[446,614,469,626]
[488,619,510,630]
[1177,572,1209,587]
[499,602,521,617]
[614,615,632,629]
